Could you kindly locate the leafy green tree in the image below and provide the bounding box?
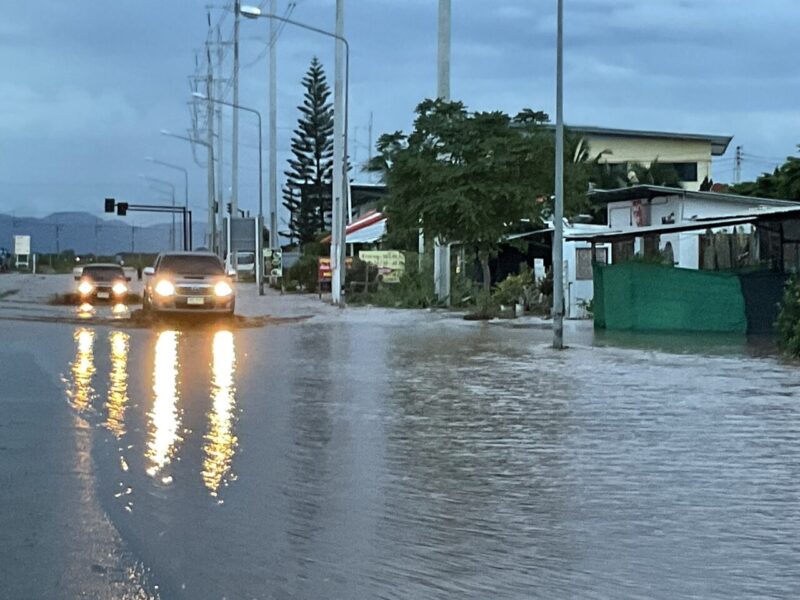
[283,57,334,245]
[375,99,588,292]
[730,146,800,201]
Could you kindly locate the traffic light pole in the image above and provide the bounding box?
[105,199,192,251]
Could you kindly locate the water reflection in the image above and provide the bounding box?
[146,330,182,482]
[105,331,130,438]
[202,330,238,497]
[66,328,96,412]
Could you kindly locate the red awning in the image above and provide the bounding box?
[321,210,385,243]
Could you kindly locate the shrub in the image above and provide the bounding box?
[492,270,534,307]
[776,276,800,358]
[284,254,320,292]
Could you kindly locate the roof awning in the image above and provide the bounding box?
[347,219,386,243]
[321,210,386,244]
[565,205,800,243]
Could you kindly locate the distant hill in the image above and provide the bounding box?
[0,212,207,255]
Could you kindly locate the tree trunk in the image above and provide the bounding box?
[480,253,491,294]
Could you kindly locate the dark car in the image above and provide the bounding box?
[76,263,130,302]
[142,252,236,315]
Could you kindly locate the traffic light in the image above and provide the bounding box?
[104,198,115,213]
[226,202,232,214]
[116,202,128,216]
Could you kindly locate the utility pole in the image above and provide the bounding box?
[367,111,373,183]
[216,26,225,255]
[269,0,278,254]
[552,0,565,350]
[734,145,742,184]
[434,0,451,305]
[331,0,346,304]
[206,34,217,253]
[232,0,241,218]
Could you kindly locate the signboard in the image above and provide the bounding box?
[263,248,283,278]
[358,250,405,283]
[318,257,353,283]
[14,235,30,256]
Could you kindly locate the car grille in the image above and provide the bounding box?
[176,285,213,296]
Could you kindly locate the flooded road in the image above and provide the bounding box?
[3,309,800,598]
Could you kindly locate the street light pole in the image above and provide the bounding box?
[160,130,216,253]
[269,0,278,254]
[193,93,265,296]
[240,4,350,304]
[232,0,241,218]
[145,158,189,249]
[434,0,452,305]
[553,0,565,350]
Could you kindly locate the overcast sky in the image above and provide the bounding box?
[1,0,798,222]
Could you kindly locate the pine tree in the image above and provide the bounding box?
[283,57,334,246]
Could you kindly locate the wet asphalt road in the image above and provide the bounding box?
[2,302,800,599]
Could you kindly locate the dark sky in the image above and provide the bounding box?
[1,0,798,222]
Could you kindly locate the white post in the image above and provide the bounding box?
[232,0,241,218]
[269,0,279,256]
[331,0,345,304]
[206,46,217,253]
[553,0,565,349]
[216,29,225,255]
[434,0,451,305]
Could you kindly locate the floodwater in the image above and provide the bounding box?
[2,311,800,599]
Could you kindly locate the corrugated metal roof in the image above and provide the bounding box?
[565,205,800,243]
[589,185,798,207]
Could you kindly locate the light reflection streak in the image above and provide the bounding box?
[146,330,181,481]
[66,328,96,412]
[105,331,130,438]
[202,330,238,497]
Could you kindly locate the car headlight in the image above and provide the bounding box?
[112,282,128,295]
[154,279,175,297]
[78,280,94,295]
[214,281,233,297]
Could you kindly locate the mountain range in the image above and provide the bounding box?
[0,212,207,255]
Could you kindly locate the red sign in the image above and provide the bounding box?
[318,257,352,282]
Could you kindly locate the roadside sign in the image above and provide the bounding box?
[14,235,30,256]
[14,235,30,269]
[318,257,353,283]
[358,250,405,283]
[263,248,283,277]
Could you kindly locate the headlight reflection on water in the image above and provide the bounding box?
[202,329,238,498]
[105,331,130,438]
[146,330,181,483]
[66,328,96,412]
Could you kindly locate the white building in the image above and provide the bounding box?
[596,185,797,269]
[570,125,733,192]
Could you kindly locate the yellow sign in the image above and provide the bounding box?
[358,251,405,283]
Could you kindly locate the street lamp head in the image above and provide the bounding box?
[240,5,261,18]
[192,92,207,100]
[160,129,172,135]
[144,156,154,162]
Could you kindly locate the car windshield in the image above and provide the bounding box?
[158,255,224,275]
[237,254,255,265]
[82,265,124,281]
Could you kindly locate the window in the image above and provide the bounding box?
[576,247,608,280]
[661,162,698,182]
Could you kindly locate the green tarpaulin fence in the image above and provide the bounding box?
[593,262,748,333]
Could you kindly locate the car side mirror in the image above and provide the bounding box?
[143,267,155,277]
[227,267,238,278]
[126,276,132,282]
